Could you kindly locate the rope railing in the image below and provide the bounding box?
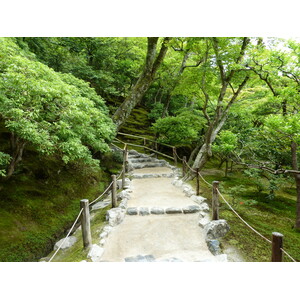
[89,181,114,206]
[194,167,297,262]
[48,208,84,262]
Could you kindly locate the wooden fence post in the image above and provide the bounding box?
[111,175,117,208]
[272,232,283,262]
[196,168,200,196]
[122,162,126,189]
[212,181,220,220]
[182,156,187,177]
[143,138,146,146]
[80,199,92,248]
[173,147,177,166]
[123,143,128,172]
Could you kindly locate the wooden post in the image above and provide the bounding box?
[272,232,283,262]
[196,168,200,196]
[143,138,146,146]
[123,143,128,172]
[111,175,117,208]
[154,141,158,158]
[173,147,177,166]
[182,156,187,177]
[122,162,126,189]
[212,181,220,220]
[80,199,92,248]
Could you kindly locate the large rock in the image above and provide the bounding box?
[106,208,126,226]
[87,244,104,262]
[54,236,77,250]
[204,220,230,240]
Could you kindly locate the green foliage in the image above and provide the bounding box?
[212,130,238,157]
[0,38,116,175]
[148,102,165,121]
[0,152,11,176]
[152,110,204,146]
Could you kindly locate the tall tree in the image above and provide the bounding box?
[185,37,251,175]
[112,37,172,129]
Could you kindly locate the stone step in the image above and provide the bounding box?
[129,157,154,163]
[126,205,201,216]
[130,162,166,169]
[131,173,174,179]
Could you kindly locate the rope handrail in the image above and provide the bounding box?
[111,142,124,151]
[113,139,174,160]
[117,132,175,149]
[89,181,114,206]
[216,188,272,244]
[173,147,183,162]
[217,188,296,262]
[196,171,296,261]
[184,160,197,173]
[48,208,84,262]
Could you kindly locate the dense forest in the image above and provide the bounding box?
[1,37,300,261]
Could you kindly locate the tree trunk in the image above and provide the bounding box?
[112,37,171,130]
[6,134,26,179]
[291,141,300,229]
[225,159,228,177]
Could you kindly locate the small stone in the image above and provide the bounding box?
[204,220,230,240]
[165,207,182,214]
[106,208,126,226]
[127,207,138,215]
[54,236,77,250]
[150,207,165,214]
[99,231,108,239]
[206,239,222,255]
[191,195,207,204]
[125,254,155,262]
[199,203,210,212]
[182,205,201,214]
[198,214,211,228]
[103,225,112,234]
[87,244,104,262]
[139,207,150,216]
[119,199,128,209]
[100,239,106,246]
[159,257,183,262]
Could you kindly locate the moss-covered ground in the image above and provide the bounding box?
[189,159,300,262]
[0,149,122,262]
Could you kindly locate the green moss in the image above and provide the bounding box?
[0,147,122,261]
[189,167,300,262]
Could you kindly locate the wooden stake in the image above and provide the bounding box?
[80,199,92,248]
[111,175,117,208]
[173,147,177,166]
[124,143,128,172]
[212,181,220,220]
[272,232,283,262]
[182,156,187,177]
[196,168,200,196]
[122,163,126,189]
